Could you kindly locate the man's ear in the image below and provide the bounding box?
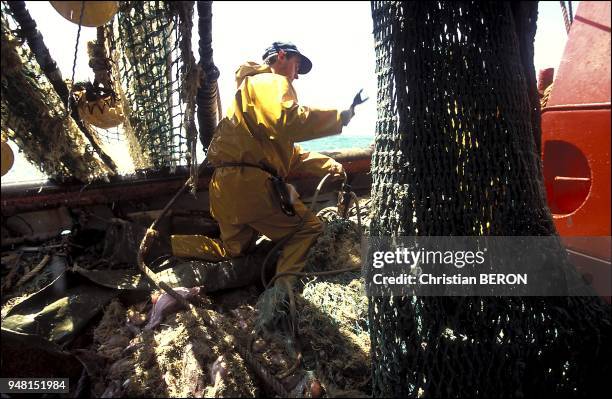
[277,50,286,61]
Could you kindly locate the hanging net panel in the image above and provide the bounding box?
[1,1,202,180]
[1,2,112,182]
[111,1,199,172]
[368,2,611,397]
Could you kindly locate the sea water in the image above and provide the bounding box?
[299,134,374,152]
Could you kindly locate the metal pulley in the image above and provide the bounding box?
[49,1,118,27]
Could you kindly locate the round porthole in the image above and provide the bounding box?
[543,140,592,216]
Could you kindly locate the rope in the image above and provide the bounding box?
[350,191,363,235]
[88,27,113,90]
[66,0,85,118]
[216,81,223,123]
[560,1,571,34]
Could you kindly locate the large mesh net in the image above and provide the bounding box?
[112,1,198,171]
[369,2,611,397]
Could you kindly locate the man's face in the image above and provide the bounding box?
[273,51,301,82]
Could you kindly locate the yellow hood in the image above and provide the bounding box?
[235,62,272,88]
[208,60,343,180]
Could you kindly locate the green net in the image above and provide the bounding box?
[111,1,198,171]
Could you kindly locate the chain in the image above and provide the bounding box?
[66,0,86,118]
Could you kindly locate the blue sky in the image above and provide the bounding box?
[3,1,578,181]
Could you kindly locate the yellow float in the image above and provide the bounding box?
[1,140,15,177]
[75,88,124,129]
[49,1,118,27]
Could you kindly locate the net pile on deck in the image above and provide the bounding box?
[298,216,370,397]
[368,2,611,398]
[88,214,370,398]
[89,299,258,398]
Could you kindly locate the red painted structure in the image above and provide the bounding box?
[541,1,611,299]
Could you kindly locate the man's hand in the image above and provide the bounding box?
[340,107,355,126]
[329,161,345,180]
[341,89,367,126]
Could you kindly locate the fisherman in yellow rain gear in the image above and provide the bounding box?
[171,42,356,323]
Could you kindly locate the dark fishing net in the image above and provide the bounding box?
[369,2,611,397]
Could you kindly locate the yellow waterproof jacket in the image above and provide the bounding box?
[208,62,344,224]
